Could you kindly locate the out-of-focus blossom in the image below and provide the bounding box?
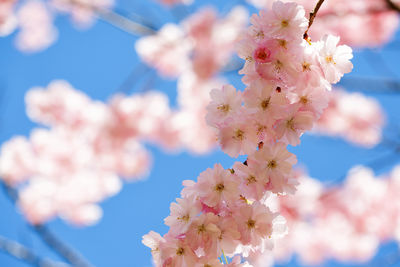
[246,0,399,48]
[314,89,385,147]
[249,165,400,266]
[156,0,193,7]
[15,1,58,53]
[0,0,17,36]
[136,6,248,80]
[135,24,192,78]
[2,0,114,52]
[50,0,114,28]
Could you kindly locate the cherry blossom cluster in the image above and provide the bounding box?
[136,6,248,153]
[143,1,353,266]
[0,80,192,225]
[247,165,400,266]
[0,0,113,52]
[247,0,399,47]
[314,88,385,147]
[156,0,193,7]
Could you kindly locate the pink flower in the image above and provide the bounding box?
[142,231,166,266]
[264,1,308,41]
[235,202,274,246]
[275,106,314,146]
[317,35,353,84]
[164,196,201,235]
[249,143,297,194]
[196,163,240,207]
[185,212,221,258]
[218,114,259,157]
[206,85,243,127]
[233,161,269,201]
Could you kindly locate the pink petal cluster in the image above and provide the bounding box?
[1,0,114,52]
[135,6,248,79]
[156,0,193,7]
[252,165,400,266]
[314,88,385,147]
[143,2,353,265]
[136,6,248,153]
[0,0,17,36]
[50,0,114,28]
[0,80,183,225]
[15,0,58,53]
[247,0,399,47]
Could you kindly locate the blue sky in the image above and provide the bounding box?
[1,1,400,266]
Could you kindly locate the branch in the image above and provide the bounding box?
[385,0,400,13]
[32,225,93,267]
[304,0,325,40]
[340,76,400,94]
[0,235,69,267]
[97,9,156,36]
[1,182,93,267]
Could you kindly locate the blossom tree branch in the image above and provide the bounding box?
[96,9,157,36]
[304,0,325,40]
[0,235,70,267]
[1,182,93,267]
[386,0,400,12]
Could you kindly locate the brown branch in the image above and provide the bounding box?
[304,0,326,40]
[385,0,400,12]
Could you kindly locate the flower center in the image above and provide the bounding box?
[278,39,287,49]
[286,117,295,131]
[176,247,185,256]
[300,96,308,104]
[177,214,190,222]
[254,47,271,63]
[267,160,277,169]
[246,175,257,185]
[217,104,230,113]
[197,224,206,234]
[261,97,271,110]
[247,219,256,229]
[325,55,335,64]
[234,129,245,140]
[281,20,289,27]
[302,62,311,71]
[215,183,225,192]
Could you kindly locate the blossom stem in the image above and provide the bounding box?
[303,0,326,40]
[385,0,400,12]
[222,249,228,264]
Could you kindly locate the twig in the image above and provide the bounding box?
[340,76,400,94]
[0,235,70,267]
[1,182,93,267]
[304,0,326,40]
[385,0,400,13]
[97,9,156,36]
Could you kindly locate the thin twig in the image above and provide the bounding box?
[304,0,325,40]
[340,75,400,94]
[0,235,70,267]
[385,0,400,12]
[97,9,156,36]
[1,182,93,267]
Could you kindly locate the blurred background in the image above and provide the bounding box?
[1,0,400,266]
